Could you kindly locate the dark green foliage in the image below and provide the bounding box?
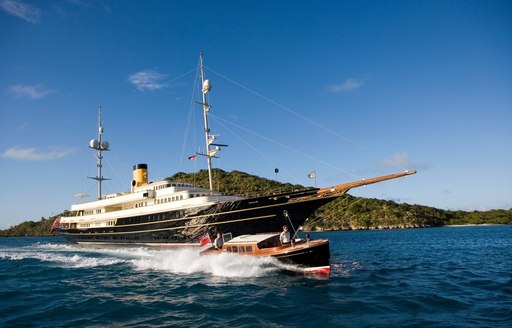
[311,195,454,231]
[169,169,303,197]
[0,217,57,237]
[2,170,511,236]
[448,209,512,225]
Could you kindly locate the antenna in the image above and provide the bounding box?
[88,106,110,199]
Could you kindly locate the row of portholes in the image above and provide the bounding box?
[135,201,148,208]
[189,194,208,198]
[122,211,184,225]
[79,220,115,228]
[78,235,182,241]
[155,195,185,205]
[153,183,193,191]
[84,209,102,215]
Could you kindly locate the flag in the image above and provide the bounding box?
[188,155,197,161]
[198,233,211,246]
[50,217,61,232]
[308,171,316,179]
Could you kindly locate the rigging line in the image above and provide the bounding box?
[211,116,304,186]
[71,145,91,199]
[179,64,201,170]
[89,68,198,184]
[205,67,406,171]
[161,67,198,86]
[151,67,199,179]
[211,114,358,179]
[104,155,135,192]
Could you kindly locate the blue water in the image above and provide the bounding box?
[1,226,511,327]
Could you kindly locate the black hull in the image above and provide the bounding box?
[273,241,330,268]
[58,188,339,245]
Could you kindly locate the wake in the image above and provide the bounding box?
[0,242,284,277]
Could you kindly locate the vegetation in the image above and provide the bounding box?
[312,196,512,230]
[170,169,303,197]
[1,169,511,237]
[0,216,58,237]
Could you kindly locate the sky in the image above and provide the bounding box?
[1,0,511,229]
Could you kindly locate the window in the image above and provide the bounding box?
[246,246,253,252]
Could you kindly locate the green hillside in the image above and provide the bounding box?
[0,217,57,237]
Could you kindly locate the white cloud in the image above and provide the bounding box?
[382,152,432,171]
[17,122,30,130]
[387,152,412,169]
[2,147,73,161]
[0,0,41,23]
[9,84,56,99]
[128,70,168,91]
[329,78,364,93]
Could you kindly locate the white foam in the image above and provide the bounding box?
[130,248,282,277]
[0,250,124,268]
[1,243,125,268]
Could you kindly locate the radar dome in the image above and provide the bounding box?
[202,79,212,93]
[89,139,99,148]
[101,141,109,150]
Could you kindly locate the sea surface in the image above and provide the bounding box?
[1,225,511,328]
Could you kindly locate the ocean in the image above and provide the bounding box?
[1,225,511,327]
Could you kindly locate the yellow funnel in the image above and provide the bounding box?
[132,164,148,188]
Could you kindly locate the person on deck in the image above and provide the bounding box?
[214,232,224,249]
[280,225,291,245]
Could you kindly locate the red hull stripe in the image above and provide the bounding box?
[301,265,331,275]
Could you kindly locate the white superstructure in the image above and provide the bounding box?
[60,164,242,230]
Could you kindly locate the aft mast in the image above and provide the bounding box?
[88,106,110,199]
[199,53,227,192]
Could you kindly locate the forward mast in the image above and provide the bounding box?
[88,106,110,199]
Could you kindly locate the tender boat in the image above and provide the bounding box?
[52,54,416,245]
[201,232,331,275]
